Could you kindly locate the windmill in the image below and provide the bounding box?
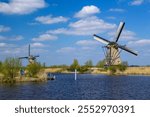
[93,22,138,66]
[19,44,39,64]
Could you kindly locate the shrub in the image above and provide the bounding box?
[2,57,21,79]
[118,64,127,72]
[108,66,117,74]
[69,59,80,71]
[26,62,43,77]
[85,60,93,68]
[79,65,89,73]
[0,61,2,71]
[96,59,105,68]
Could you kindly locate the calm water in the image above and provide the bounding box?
[0,73,150,100]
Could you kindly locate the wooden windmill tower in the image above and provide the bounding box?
[93,22,138,66]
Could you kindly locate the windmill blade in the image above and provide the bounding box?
[28,44,30,56]
[31,55,39,60]
[93,34,110,45]
[114,22,125,42]
[34,55,40,58]
[18,57,28,59]
[118,45,138,56]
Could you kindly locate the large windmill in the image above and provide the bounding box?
[93,22,138,66]
[19,44,39,64]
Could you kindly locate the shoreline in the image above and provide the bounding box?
[44,67,150,76]
[1,66,150,84]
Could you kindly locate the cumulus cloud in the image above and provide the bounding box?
[0,35,5,40]
[130,0,144,6]
[0,43,7,47]
[0,35,23,41]
[35,15,68,24]
[13,35,24,40]
[108,30,136,41]
[0,0,46,15]
[121,30,136,40]
[76,40,99,46]
[47,16,116,36]
[0,25,11,32]
[109,8,125,12]
[57,47,76,53]
[128,39,150,46]
[31,42,45,47]
[46,6,115,36]
[32,33,57,41]
[74,5,100,18]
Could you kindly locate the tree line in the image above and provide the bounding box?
[49,59,128,74]
[0,57,128,83]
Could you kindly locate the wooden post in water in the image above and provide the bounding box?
[75,69,77,80]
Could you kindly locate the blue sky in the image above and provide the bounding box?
[0,0,150,66]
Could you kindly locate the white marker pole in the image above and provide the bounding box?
[75,69,77,80]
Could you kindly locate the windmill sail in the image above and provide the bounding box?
[18,44,39,64]
[93,21,138,66]
[28,44,30,56]
[114,22,125,42]
[93,34,110,45]
[118,45,138,56]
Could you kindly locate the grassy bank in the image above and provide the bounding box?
[44,67,150,75]
[0,76,47,84]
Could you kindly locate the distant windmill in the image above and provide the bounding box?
[19,44,39,64]
[93,22,138,66]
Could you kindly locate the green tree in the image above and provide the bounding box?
[0,61,2,72]
[85,60,93,67]
[2,57,21,79]
[118,64,127,72]
[79,65,89,73]
[96,59,105,68]
[108,66,117,74]
[26,62,43,77]
[69,59,80,71]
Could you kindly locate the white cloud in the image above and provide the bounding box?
[13,35,24,40]
[75,5,100,18]
[32,33,57,41]
[31,42,45,47]
[57,47,76,53]
[0,43,7,47]
[109,8,125,12]
[47,16,116,36]
[0,35,23,41]
[0,35,5,40]
[108,30,136,41]
[0,25,11,32]
[128,39,150,46]
[121,30,136,40]
[76,40,99,46]
[130,0,144,6]
[0,0,46,15]
[35,15,68,24]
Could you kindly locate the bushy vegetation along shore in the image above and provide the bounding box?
[45,59,150,75]
[1,57,149,84]
[45,59,128,75]
[0,57,46,84]
[45,66,150,75]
